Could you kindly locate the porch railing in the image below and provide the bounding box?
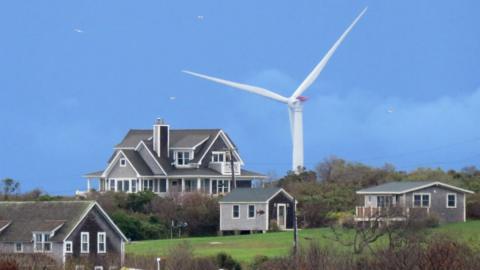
[355,206,430,220]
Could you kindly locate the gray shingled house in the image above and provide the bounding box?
[355,181,474,223]
[0,201,127,269]
[83,118,266,196]
[219,188,296,233]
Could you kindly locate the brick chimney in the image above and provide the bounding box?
[153,118,169,157]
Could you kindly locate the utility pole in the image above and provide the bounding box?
[293,197,298,256]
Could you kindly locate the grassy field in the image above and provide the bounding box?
[126,220,480,263]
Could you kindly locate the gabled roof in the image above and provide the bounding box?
[0,201,128,242]
[357,181,475,195]
[90,127,265,178]
[220,187,293,203]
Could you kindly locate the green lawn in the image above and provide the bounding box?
[126,220,480,263]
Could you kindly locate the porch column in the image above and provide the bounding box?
[166,179,169,193]
[87,178,91,192]
[197,178,201,192]
[209,179,213,195]
[181,178,185,192]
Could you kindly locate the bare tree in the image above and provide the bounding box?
[1,178,20,200]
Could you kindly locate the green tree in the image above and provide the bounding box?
[1,178,20,200]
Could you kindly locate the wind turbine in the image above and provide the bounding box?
[183,8,367,173]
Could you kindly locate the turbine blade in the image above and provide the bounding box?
[183,70,289,104]
[291,7,367,99]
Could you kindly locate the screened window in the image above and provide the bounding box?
[123,181,130,192]
[447,194,457,208]
[97,232,106,253]
[377,196,393,207]
[176,152,190,165]
[81,232,89,253]
[119,158,126,167]
[232,205,240,219]
[185,179,195,192]
[248,205,256,219]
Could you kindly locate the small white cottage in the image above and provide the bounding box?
[219,187,295,233]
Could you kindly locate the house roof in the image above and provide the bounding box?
[89,127,265,178]
[357,181,475,195]
[219,187,292,203]
[0,201,93,242]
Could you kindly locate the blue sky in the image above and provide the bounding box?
[1,1,479,194]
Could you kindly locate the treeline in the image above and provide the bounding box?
[274,157,480,227]
[2,157,480,239]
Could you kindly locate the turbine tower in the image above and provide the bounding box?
[184,8,367,173]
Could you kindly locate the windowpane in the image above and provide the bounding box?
[110,180,115,191]
[117,181,122,192]
[233,205,239,218]
[422,195,430,207]
[160,179,167,192]
[248,205,255,218]
[414,195,422,207]
[132,180,137,193]
[448,194,456,207]
[124,181,130,192]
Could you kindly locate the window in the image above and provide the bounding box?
[377,196,393,207]
[176,151,190,166]
[117,181,123,192]
[232,205,240,219]
[123,181,130,192]
[14,242,23,253]
[413,193,430,208]
[212,152,225,162]
[119,158,126,167]
[160,179,167,192]
[110,179,115,191]
[65,241,73,253]
[94,267,103,270]
[132,180,137,193]
[185,179,195,192]
[248,205,256,219]
[97,232,106,253]
[81,232,89,253]
[33,233,51,252]
[447,193,457,208]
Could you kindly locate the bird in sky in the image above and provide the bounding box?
[387,108,395,113]
[169,96,176,100]
[74,29,84,33]
[197,15,204,20]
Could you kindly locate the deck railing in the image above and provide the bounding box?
[355,206,430,221]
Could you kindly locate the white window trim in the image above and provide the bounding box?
[14,242,23,253]
[446,193,457,208]
[232,205,240,219]
[247,205,256,219]
[211,151,226,163]
[412,193,431,208]
[119,158,127,167]
[97,232,106,253]
[64,241,73,253]
[175,151,193,166]
[80,232,89,253]
[94,267,104,270]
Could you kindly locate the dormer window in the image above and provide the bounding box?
[176,151,190,166]
[119,158,126,167]
[211,152,225,163]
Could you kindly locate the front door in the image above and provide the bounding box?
[277,204,287,230]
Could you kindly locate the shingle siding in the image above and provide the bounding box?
[220,203,268,231]
[108,154,137,178]
[66,206,123,268]
[404,186,465,223]
[137,143,165,175]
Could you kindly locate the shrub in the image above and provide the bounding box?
[216,252,242,270]
[0,259,18,270]
[467,193,480,219]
